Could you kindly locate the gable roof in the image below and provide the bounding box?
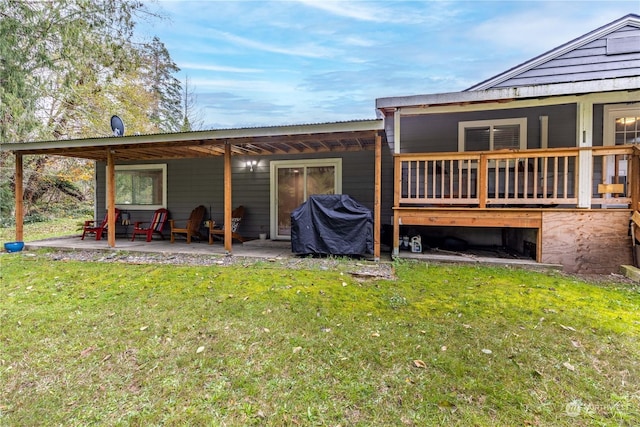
[467,13,640,91]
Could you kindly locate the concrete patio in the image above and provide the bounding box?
[20,233,563,271]
[24,235,300,260]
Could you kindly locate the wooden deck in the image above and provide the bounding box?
[392,145,639,274]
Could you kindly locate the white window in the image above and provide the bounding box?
[458,118,527,152]
[109,164,167,210]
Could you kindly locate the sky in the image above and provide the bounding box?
[137,0,639,130]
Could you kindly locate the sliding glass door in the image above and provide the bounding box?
[270,159,342,239]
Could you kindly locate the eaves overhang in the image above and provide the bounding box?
[0,119,385,161]
[376,77,640,114]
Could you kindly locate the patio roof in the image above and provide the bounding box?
[0,119,385,161]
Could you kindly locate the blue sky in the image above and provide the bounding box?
[138,1,639,129]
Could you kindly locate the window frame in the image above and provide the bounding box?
[269,158,342,240]
[108,164,167,210]
[457,118,527,152]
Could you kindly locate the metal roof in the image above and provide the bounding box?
[1,119,385,161]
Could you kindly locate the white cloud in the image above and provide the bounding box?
[206,29,341,59]
[180,63,262,73]
[468,5,636,56]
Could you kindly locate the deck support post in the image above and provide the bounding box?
[106,149,116,247]
[374,131,382,261]
[392,155,401,257]
[14,153,24,242]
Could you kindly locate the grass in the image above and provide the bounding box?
[1,249,639,426]
[0,216,82,243]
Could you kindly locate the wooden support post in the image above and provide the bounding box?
[15,154,24,242]
[106,149,116,247]
[374,131,382,261]
[224,141,232,253]
[392,155,401,257]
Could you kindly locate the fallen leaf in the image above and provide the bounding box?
[80,346,94,357]
[102,354,112,362]
[560,324,577,332]
[462,324,472,329]
[563,361,575,371]
[292,346,302,354]
[413,359,427,369]
[196,346,205,354]
[571,340,582,348]
[139,325,148,331]
[481,349,492,354]
[371,332,380,338]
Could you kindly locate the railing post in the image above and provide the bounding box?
[478,154,487,208]
[577,149,593,208]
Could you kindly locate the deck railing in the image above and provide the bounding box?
[395,145,637,208]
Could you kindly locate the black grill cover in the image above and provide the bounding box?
[291,194,373,255]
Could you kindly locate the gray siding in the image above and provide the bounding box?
[492,26,640,88]
[399,104,577,153]
[96,148,395,240]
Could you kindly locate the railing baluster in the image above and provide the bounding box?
[395,146,633,207]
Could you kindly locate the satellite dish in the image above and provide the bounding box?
[110,115,125,137]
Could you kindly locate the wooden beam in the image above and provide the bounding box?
[224,142,232,253]
[395,208,543,229]
[106,149,116,247]
[374,132,382,260]
[15,154,23,242]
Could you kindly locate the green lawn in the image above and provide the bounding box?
[0,216,82,243]
[1,250,639,426]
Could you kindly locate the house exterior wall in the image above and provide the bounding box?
[96,147,395,240]
[399,103,577,153]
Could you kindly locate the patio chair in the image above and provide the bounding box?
[131,208,169,242]
[169,205,206,243]
[81,208,121,240]
[209,205,246,244]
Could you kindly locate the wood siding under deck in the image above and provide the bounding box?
[393,145,638,273]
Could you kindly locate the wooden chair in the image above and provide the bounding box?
[131,208,169,242]
[81,208,121,240]
[209,205,246,244]
[169,205,206,243]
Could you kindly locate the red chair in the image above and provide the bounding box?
[131,208,169,242]
[81,208,121,240]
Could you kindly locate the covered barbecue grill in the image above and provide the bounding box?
[291,194,373,256]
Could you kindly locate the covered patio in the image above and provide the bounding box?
[3,120,386,260]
